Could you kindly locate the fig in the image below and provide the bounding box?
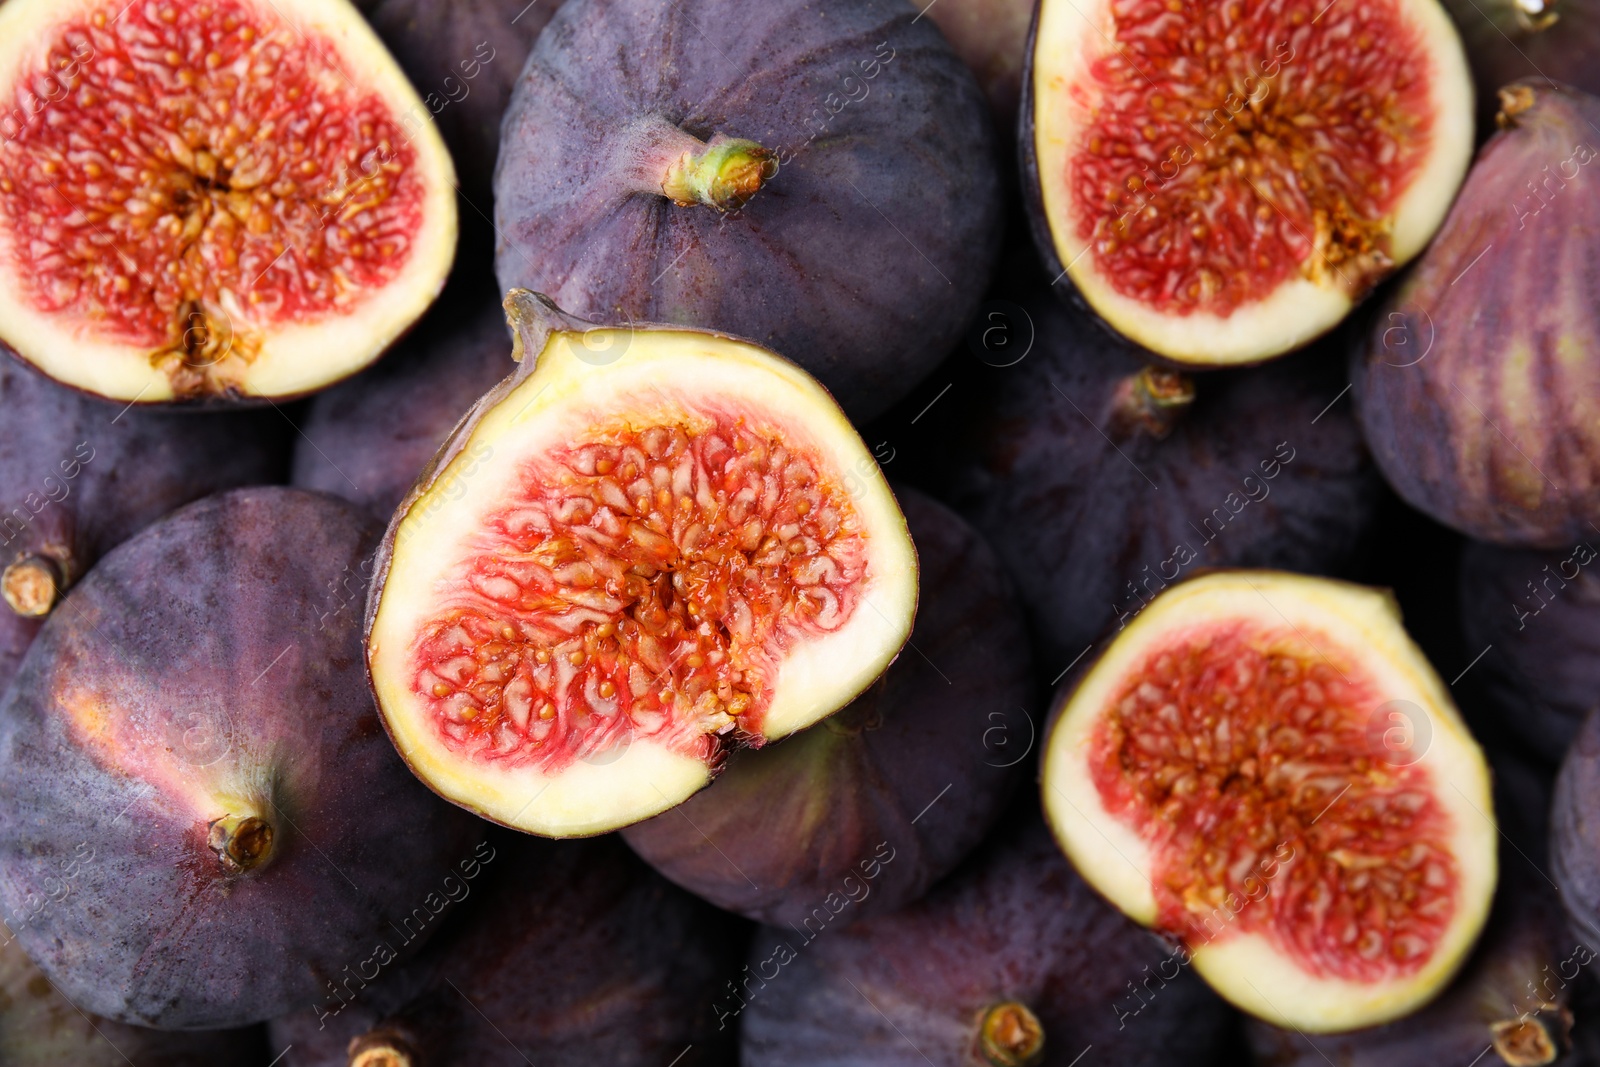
[366,290,918,837]
[1441,0,1600,122]
[269,833,742,1066]
[1042,570,1498,1032]
[912,0,1032,125]
[0,0,458,404]
[1352,81,1600,548]
[739,806,1234,1066]
[0,488,484,1028]
[1022,0,1475,365]
[0,936,270,1066]
[621,487,1032,926]
[1551,709,1600,956]
[291,283,513,519]
[492,0,1002,422]
[1459,538,1600,764]
[946,281,1381,670]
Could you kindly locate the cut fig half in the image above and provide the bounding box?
[0,0,457,403]
[1023,0,1475,364]
[1041,570,1496,1032]
[366,290,918,837]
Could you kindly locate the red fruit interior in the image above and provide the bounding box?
[0,0,425,355]
[409,414,869,772]
[1068,0,1435,317]
[1088,621,1458,982]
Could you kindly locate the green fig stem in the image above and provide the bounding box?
[1490,1011,1563,1066]
[977,1001,1044,1067]
[2,553,63,618]
[623,116,776,212]
[1108,366,1196,441]
[207,814,275,874]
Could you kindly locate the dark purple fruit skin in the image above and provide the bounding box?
[1554,709,1600,956]
[946,280,1380,671]
[0,357,285,690]
[0,488,484,1029]
[739,808,1232,1067]
[1352,82,1600,549]
[915,0,1031,126]
[493,0,1002,423]
[0,936,270,1066]
[269,833,745,1067]
[622,487,1033,927]
[290,284,513,520]
[1441,0,1600,125]
[1459,539,1600,764]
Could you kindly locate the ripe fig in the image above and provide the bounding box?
[1022,0,1475,365]
[739,807,1234,1066]
[1551,709,1600,956]
[621,487,1032,926]
[1352,81,1600,548]
[1459,538,1600,764]
[1441,0,1600,122]
[493,0,1002,422]
[291,284,513,520]
[269,833,741,1067]
[0,936,270,1066]
[946,282,1381,671]
[910,0,1032,125]
[0,0,458,403]
[0,488,484,1028]
[1042,570,1498,1032]
[366,290,919,837]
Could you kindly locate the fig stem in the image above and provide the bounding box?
[2,553,63,618]
[207,814,275,874]
[348,1038,416,1067]
[1108,366,1196,441]
[622,116,777,212]
[977,1001,1044,1067]
[1491,1013,1562,1066]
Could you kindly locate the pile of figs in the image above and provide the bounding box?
[0,0,1598,1062]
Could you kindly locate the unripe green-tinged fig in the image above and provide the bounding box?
[1022,0,1474,366]
[1458,539,1600,764]
[910,0,1031,126]
[492,0,1002,423]
[1353,82,1600,549]
[739,808,1234,1066]
[365,290,918,837]
[0,937,270,1065]
[1042,570,1497,1032]
[622,487,1032,926]
[292,285,513,519]
[0,488,485,1029]
[268,833,742,1067]
[946,283,1380,670]
[0,0,457,404]
[1440,0,1600,123]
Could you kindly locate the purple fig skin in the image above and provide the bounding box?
[1459,539,1600,764]
[1352,81,1600,549]
[492,0,1002,424]
[0,357,285,688]
[621,487,1034,927]
[291,285,513,520]
[946,281,1381,672]
[269,833,745,1067]
[739,808,1234,1067]
[910,0,1031,126]
[1441,0,1600,125]
[1553,709,1600,954]
[0,488,484,1029]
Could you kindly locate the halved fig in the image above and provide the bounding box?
[0,0,457,403]
[366,290,919,837]
[621,487,1033,925]
[0,488,484,1028]
[1042,570,1497,1032]
[1023,0,1475,364]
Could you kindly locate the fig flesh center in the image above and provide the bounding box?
[0,0,427,396]
[1070,0,1436,316]
[409,415,869,772]
[1088,622,1458,981]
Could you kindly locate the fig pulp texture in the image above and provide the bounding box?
[739,806,1233,1067]
[947,279,1380,672]
[366,291,918,837]
[1441,0,1600,123]
[0,357,284,689]
[1459,538,1600,764]
[1354,81,1600,548]
[622,487,1032,926]
[291,282,514,519]
[1042,570,1498,1032]
[1023,0,1474,365]
[0,488,484,1028]
[0,0,457,403]
[269,833,742,1067]
[493,0,1002,422]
